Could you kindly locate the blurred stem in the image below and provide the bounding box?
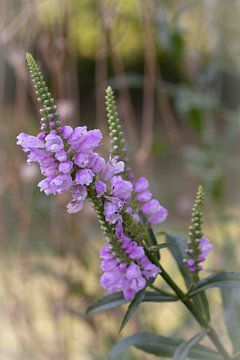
[144,244,230,359]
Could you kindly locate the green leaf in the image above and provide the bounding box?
[198,290,211,322]
[190,272,240,296]
[109,332,222,360]
[87,291,177,316]
[221,287,240,353]
[144,291,178,302]
[165,233,191,287]
[86,292,127,316]
[173,331,206,360]
[119,289,145,333]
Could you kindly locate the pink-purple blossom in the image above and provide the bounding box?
[102,156,125,181]
[17,111,167,302]
[75,169,94,185]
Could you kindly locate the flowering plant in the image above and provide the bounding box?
[17,54,240,360]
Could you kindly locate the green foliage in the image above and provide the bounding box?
[109,332,222,360]
[173,331,207,360]
[221,288,240,354]
[189,272,240,296]
[165,233,191,287]
[119,289,145,333]
[87,291,177,317]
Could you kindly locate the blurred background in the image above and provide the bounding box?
[1,0,240,359]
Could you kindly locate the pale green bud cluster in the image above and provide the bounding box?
[105,86,128,162]
[188,185,204,243]
[26,53,59,129]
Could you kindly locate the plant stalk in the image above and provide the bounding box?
[144,245,230,359]
[159,263,231,360]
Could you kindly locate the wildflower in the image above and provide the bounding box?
[110,176,133,201]
[75,169,94,185]
[95,180,107,197]
[102,156,125,181]
[18,55,168,302]
[185,186,213,276]
[142,199,168,225]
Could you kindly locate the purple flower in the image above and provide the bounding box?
[100,244,114,260]
[199,237,213,258]
[134,177,149,193]
[45,133,64,153]
[55,150,68,162]
[95,180,107,197]
[139,257,160,278]
[142,199,161,216]
[17,133,45,150]
[148,208,168,225]
[75,169,94,185]
[38,155,58,176]
[68,126,87,147]
[58,161,73,173]
[38,176,54,195]
[74,152,90,168]
[27,149,48,164]
[62,126,73,139]
[142,199,168,224]
[102,156,124,181]
[77,129,102,151]
[136,190,152,202]
[104,200,122,224]
[66,201,84,213]
[66,185,87,213]
[50,173,72,194]
[110,176,133,201]
[89,153,106,173]
[187,259,195,267]
[38,173,71,195]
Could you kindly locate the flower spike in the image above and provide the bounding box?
[17,56,168,301]
[105,86,133,179]
[185,186,213,279]
[26,53,59,130]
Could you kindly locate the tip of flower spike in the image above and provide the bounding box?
[106,85,113,94]
[26,52,34,63]
[197,185,204,195]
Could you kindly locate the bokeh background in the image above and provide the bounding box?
[1,0,240,359]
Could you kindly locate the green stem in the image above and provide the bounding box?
[144,246,230,359]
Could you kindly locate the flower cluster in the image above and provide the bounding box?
[185,186,213,276]
[17,54,169,302]
[17,122,167,300]
[100,233,159,301]
[186,237,213,272]
[17,124,104,212]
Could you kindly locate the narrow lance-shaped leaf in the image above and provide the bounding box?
[221,287,240,353]
[173,331,206,360]
[165,233,191,287]
[109,332,222,360]
[119,289,145,333]
[87,290,177,316]
[190,272,240,296]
